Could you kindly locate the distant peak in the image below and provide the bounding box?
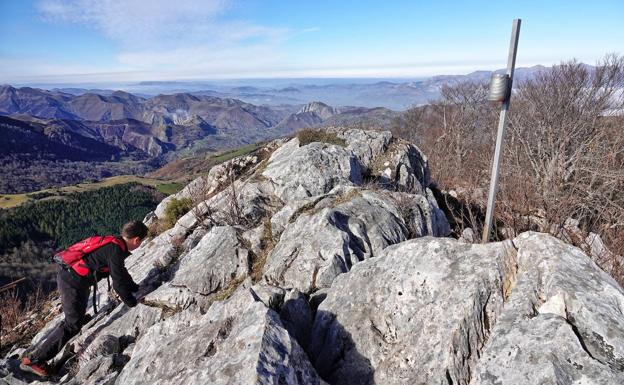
[299,101,333,112]
[297,101,337,120]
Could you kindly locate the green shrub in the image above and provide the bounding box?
[164,197,193,228]
[297,129,346,147]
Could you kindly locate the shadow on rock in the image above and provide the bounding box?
[306,310,376,385]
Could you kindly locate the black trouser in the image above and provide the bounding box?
[31,267,91,363]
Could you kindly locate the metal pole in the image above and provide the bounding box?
[482,19,521,243]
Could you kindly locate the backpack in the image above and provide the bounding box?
[53,235,127,277]
[53,236,128,314]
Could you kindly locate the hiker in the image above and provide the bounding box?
[20,221,148,378]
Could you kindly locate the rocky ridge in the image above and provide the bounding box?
[1,128,623,385]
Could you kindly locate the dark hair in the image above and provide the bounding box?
[122,221,148,240]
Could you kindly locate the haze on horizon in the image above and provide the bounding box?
[0,0,622,85]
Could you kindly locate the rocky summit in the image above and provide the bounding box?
[2,129,623,385]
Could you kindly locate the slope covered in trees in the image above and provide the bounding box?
[0,183,163,291]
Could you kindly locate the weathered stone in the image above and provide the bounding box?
[171,179,279,238]
[307,233,624,385]
[154,152,264,220]
[263,189,408,293]
[181,226,209,252]
[249,283,286,309]
[280,290,313,351]
[262,138,362,204]
[459,227,476,243]
[142,211,157,227]
[472,232,624,384]
[308,237,516,385]
[386,190,450,238]
[241,224,265,256]
[124,229,179,285]
[116,287,327,385]
[77,334,119,369]
[270,195,321,238]
[69,355,117,385]
[337,129,392,172]
[372,140,431,193]
[171,226,249,296]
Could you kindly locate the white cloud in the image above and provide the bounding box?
[33,0,295,77]
[37,0,231,48]
[33,0,294,80]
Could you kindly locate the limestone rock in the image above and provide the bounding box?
[279,290,313,351]
[471,232,624,384]
[115,287,327,385]
[372,140,431,193]
[308,237,516,385]
[249,283,286,309]
[262,138,362,204]
[171,226,249,296]
[263,189,408,293]
[77,334,119,369]
[337,129,392,172]
[308,233,624,385]
[154,151,264,219]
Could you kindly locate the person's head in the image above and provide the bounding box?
[121,221,148,251]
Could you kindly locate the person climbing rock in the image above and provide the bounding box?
[19,221,148,378]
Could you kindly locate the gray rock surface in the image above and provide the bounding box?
[9,130,619,385]
[262,138,362,203]
[171,226,249,296]
[471,232,624,384]
[263,189,408,293]
[308,237,516,385]
[154,152,264,219]
[115,286,327,385]
[77,334,119,369]
[307,233,624,385]
[337,129,392,172]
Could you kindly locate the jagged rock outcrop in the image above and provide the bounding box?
[307,232,624,385]
[153,146,274,219]
[262,138,362,203]
[117,284,327,385]
[3,128,622,385]
[169,226,249,296]
[264,187,411,293]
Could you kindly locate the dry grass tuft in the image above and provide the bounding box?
[297,129,346,147]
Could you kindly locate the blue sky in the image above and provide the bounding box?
[0,0,622,84]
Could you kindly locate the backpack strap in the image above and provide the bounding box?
[92,274,98,314]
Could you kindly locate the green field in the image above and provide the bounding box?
[210,143,262,163]
[155,182,186,195]
[0,175,185,209]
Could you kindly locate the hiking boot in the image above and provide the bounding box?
[19,357,49,378]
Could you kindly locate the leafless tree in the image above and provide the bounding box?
[392,55,624,284]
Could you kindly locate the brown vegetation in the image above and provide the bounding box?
[297,128,346,147]
[0,286,58,356]
[393,54,624,285]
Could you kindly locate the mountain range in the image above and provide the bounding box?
[0,86,401,160]
[0,85,403,193]
[0,65,553,193]
[47,65,550,110]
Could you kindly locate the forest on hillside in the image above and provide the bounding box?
[0,183,163,293]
